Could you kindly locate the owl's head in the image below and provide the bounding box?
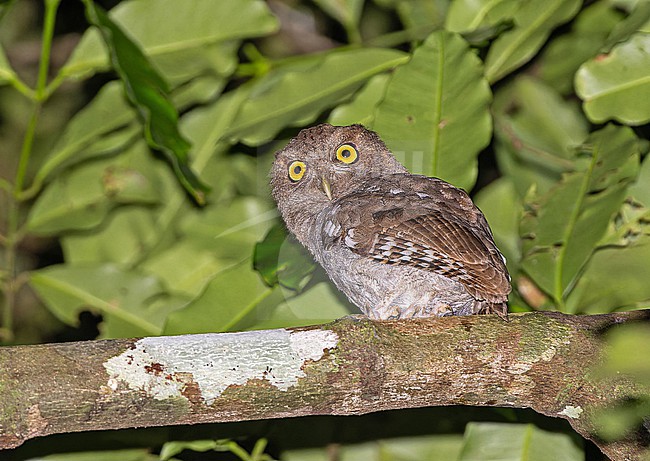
[271,124,406,220]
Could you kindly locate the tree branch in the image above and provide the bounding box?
[1,311,648,459]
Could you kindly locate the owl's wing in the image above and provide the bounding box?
[323,192,510,303]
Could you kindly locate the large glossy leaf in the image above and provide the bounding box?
[226,48,408,146]
[474,177,521,276]
[138,198,275,297]
[141,241,237,298]
[445,0,518,33]
[536,1,623,95]
[284,434,463,461]
[83,2,209,204]
[485,0,581,82]
[62,0,278,80]
[246,281,355,331]
[458,423,583,461]
[313,0,364,41]
[163,260,272,334]
[576,32,650,125]
[593,323,650,441]
[26,144,161,235]
[61,207,159,266]
[372,31,491,190]
[31,83,141,195]
[26,161,111,235]
[604,1,650,51]
[392,0,449,30]
[492,76,588,198]
[30,264,171,337]
[106,89,253,264]
[566,235,650,314]
[328,73,390,126]
[520,125,640,307]
[180,196,276,261]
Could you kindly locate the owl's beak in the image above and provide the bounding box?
[320,176,333,201]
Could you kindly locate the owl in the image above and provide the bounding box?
[270,124,511,319]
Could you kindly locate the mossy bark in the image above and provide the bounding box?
[0,311,648,460]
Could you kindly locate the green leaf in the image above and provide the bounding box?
[629,152,650,207]
[180,196,277,261]
[372,31,491,190]
[30,264,171,338]
[160,440,221,461]
[141,240,237,298]
[536,1,624,95]
[445,0,518,33]
[603,323,650,383]
[313,0,364,42]
[26,162,111,235]
[102,88,254,265]
[474,178,521,276]
[576,32,650,125]
[592,323,650,441]
[163,260,272,334]
[226,48,408,146]
[83,1,209,204]
[328,73,391,126]
[459,423,583,461]
[520,125,640,308]
[604,1,650,51]
[485,0,581,82]
[30,82,146,195]
[26,144,161,235]
[248,281,355,330]
[566,235,650,314]
[284,435,464,461]
[597,154,650,248]
[61,207,159,266]
[392,0,449,30]
[62,0,278,81]
[253,224,315,291]
[492,76,588,198]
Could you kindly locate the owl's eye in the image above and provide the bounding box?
[335,143,358,164]
[288,160,307,182]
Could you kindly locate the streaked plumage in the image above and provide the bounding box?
[271,124,510,319]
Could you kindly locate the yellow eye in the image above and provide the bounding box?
[288,160,306,182]
[336,143,358,164]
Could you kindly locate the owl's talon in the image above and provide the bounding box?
[343,314,367,322]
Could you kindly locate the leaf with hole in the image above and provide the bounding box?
[520,124,640,307]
